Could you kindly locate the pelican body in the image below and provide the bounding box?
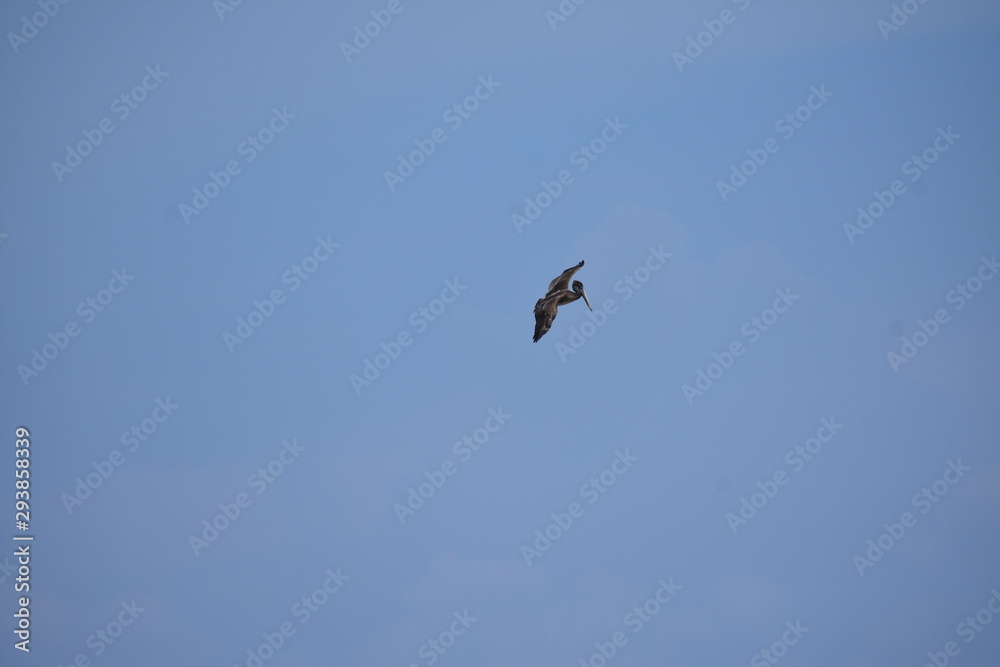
[533,260,592,342]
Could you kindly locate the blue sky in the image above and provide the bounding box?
[2,1,999,665]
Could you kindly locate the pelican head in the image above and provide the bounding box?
[573,280,593,311]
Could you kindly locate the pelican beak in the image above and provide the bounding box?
[580,286,593,311]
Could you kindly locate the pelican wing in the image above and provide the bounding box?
[533,296,560,342]
[546,260,585,296]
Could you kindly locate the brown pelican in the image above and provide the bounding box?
[533,260,592,342]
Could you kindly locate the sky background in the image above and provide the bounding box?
[1,1,999,665]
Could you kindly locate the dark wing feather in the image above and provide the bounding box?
[546,260,585,295]
[533,296,559,342]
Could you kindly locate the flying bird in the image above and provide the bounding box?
[533,260,592,342]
